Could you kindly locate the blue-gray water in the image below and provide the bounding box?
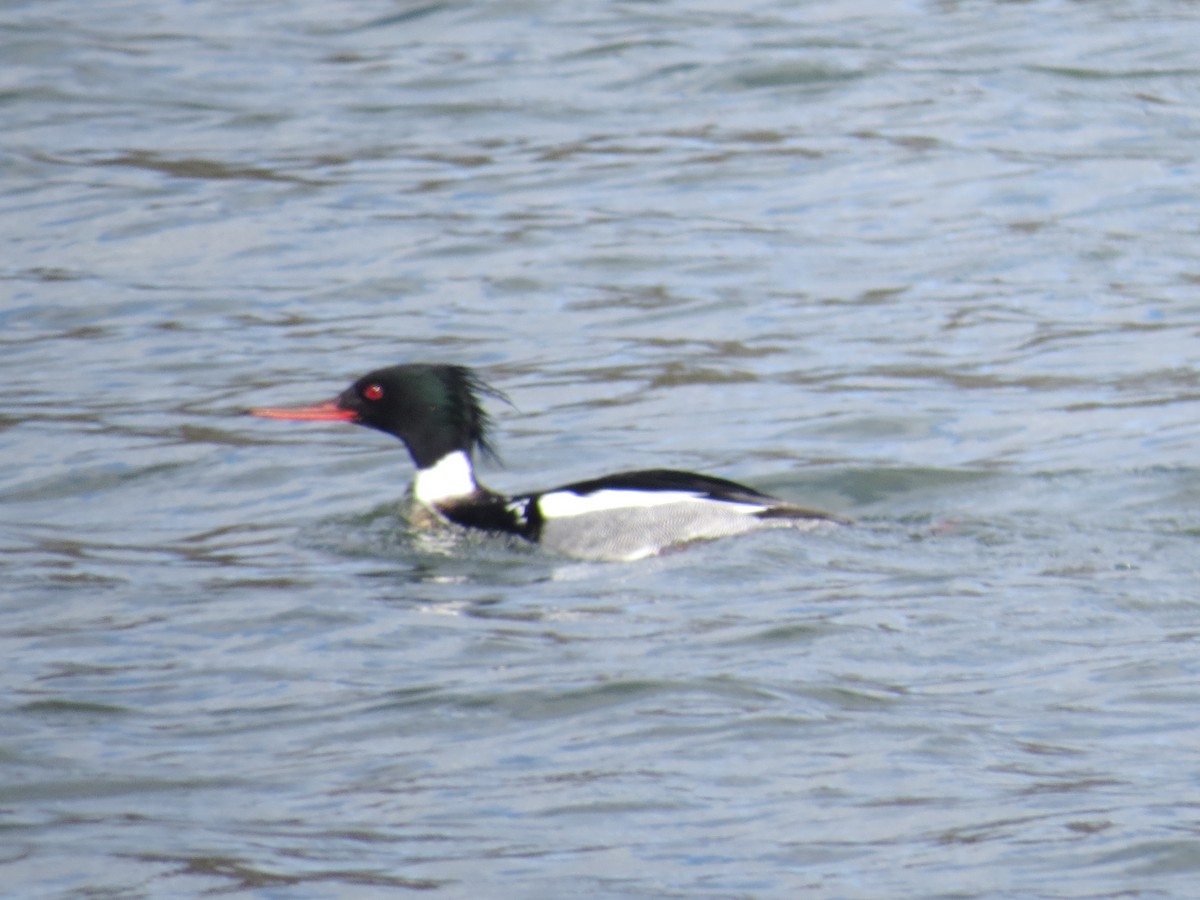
[5,1,1200,896]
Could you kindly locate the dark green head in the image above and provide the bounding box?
[332,364,504,468]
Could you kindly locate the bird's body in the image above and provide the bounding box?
[251,364,841,561]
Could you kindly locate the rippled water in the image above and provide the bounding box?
[5,0,1200,896]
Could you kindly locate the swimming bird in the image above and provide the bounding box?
[250,363,842,561]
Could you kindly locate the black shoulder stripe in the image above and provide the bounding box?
[437,495,539,541]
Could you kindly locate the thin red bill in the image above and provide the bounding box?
[249,401,357,422]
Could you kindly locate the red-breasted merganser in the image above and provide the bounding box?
[250,364,843,561]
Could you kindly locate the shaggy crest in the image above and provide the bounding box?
[437,365,508,463]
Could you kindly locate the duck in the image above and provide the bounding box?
[250,363,843,561]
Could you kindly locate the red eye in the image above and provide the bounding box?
[363,383,384,401]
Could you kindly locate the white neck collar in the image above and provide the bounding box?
[413,450,477,505]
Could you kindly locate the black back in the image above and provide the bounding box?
[544,468,778,503]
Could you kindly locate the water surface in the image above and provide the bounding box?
[5,0,1200,896]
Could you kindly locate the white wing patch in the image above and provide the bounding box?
[505,498,530,526]
[536,488,765,520]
